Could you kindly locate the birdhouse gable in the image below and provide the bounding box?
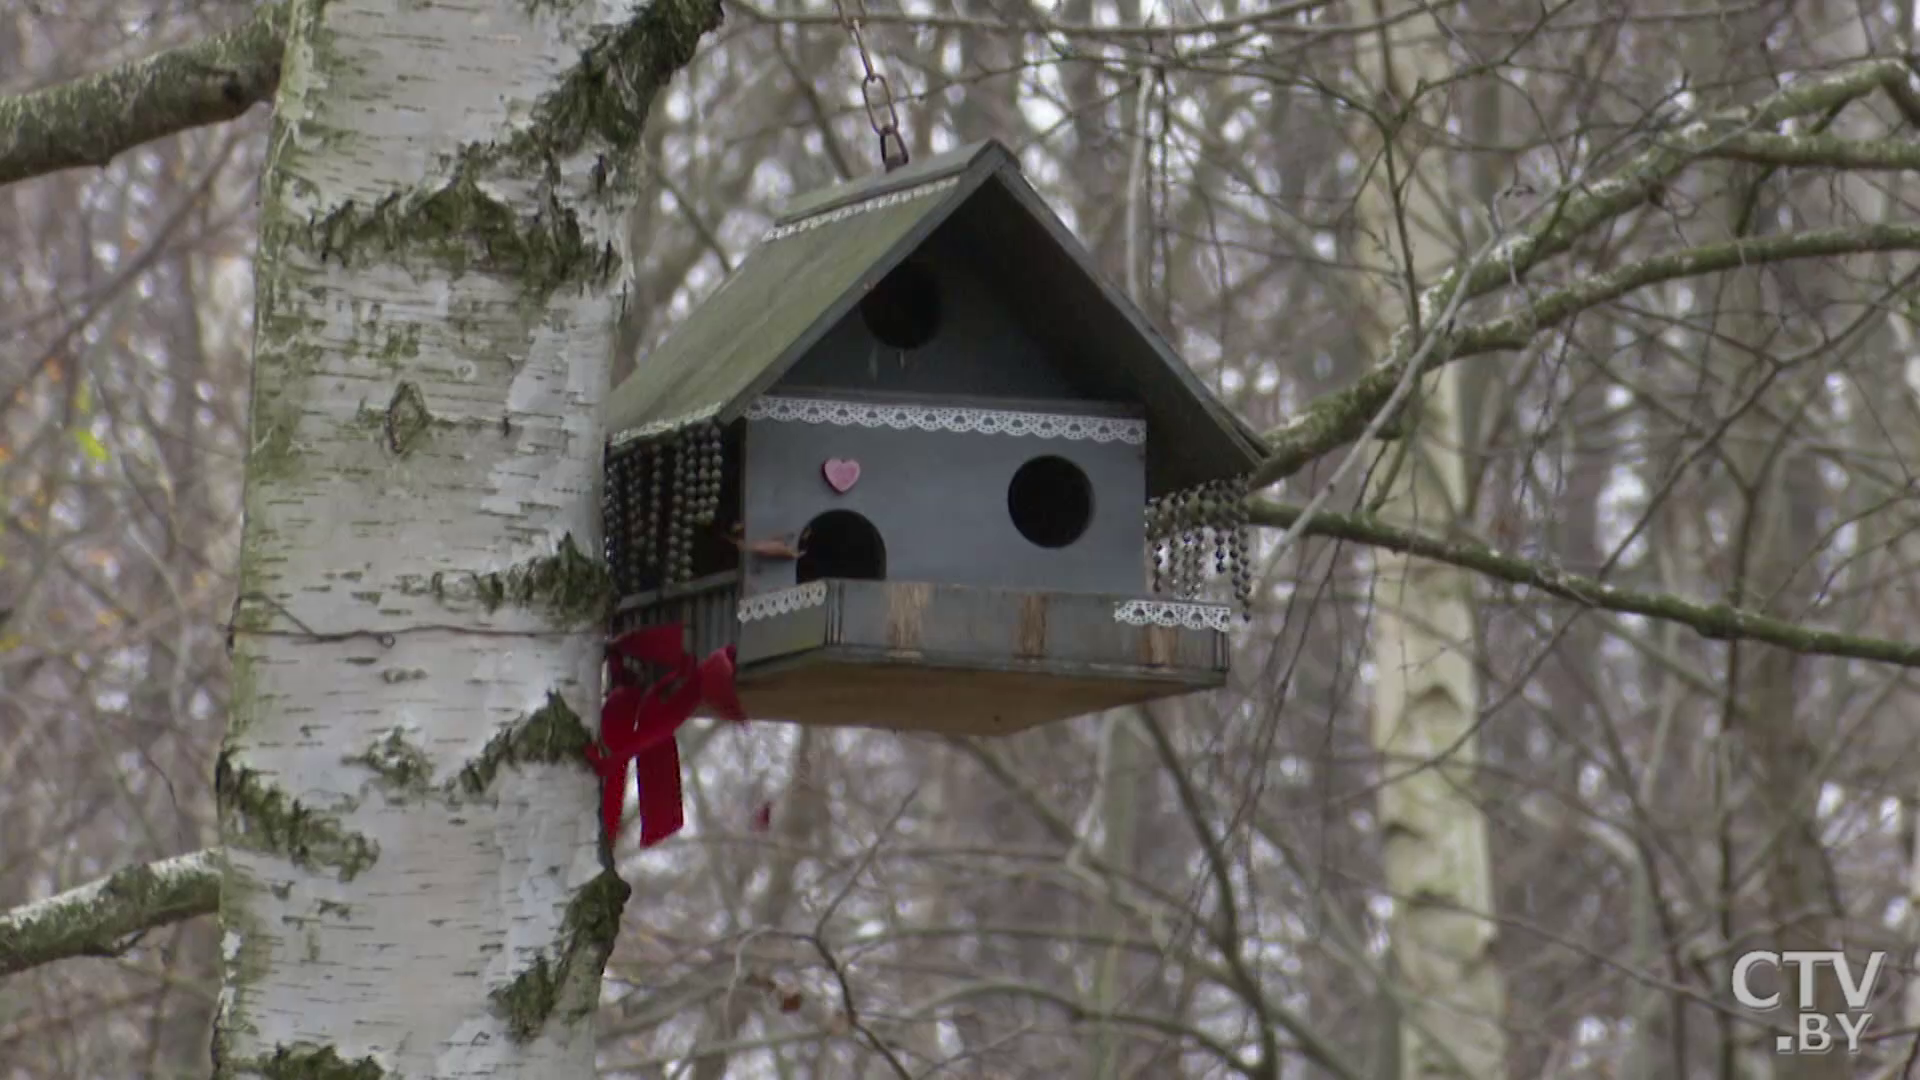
[603,138,1264,495]
[774,238,1086,402]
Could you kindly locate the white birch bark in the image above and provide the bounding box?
[216,0,717,1075]
[1352,5,1507,1076]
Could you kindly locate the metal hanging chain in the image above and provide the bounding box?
[829,0,909,172]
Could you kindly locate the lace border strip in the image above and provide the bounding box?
[746,396,1147,445]
[738,581,830,623]
[1113,599,1232,633]
[764,178,961,242]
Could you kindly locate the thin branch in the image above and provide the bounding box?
[0,3,284,187]
[1134,708,1365,1080]
[906,978,1259,1074]
[805,932,913,1080]
[0,851,220,977]
[1247,498,1920,669]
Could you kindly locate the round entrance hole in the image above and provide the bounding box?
[796,510,887,583]
[1008,456,1093,548]
[859,260,941,350]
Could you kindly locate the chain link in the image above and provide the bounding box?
[829,0,909,171]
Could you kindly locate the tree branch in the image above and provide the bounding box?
[1457,223,1920,351]
[0,4,285,187]
[1254,220,1920,486]
[0,850,220,977]
[1706,129,1920,170]
[1247,499,1920,669]
[1251,56,1911,487]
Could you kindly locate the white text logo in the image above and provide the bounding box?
[1731,951,1883,1055]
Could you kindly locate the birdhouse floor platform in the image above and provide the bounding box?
[728,579,1230,735]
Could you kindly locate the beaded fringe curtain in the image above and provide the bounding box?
[1145,475,1253,621]
[605,421,726,594]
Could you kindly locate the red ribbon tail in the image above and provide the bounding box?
[600,685,646,746]
[597,624,746,849]
[633,742,685,847]
[701,646,746,722]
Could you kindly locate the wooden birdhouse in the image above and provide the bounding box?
[603,140,1265,736]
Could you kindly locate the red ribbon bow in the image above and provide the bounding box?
[590,624,745,847]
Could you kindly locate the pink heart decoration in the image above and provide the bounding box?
[823,458,861,493]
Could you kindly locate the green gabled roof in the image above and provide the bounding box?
[605,145,989,445]
[605,139,1267,494]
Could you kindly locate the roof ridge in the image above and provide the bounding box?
[764,175,962,242]
[768,139,1015,228]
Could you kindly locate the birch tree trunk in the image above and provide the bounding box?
[1086,83,1157,1077]
[215,0,717,1074]
[1352,4,1507,1076]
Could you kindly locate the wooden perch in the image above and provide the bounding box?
[727,523,809,561]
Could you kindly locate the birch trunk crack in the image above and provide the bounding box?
[216,0,719,1075]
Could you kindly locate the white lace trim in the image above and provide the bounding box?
[764,178,961,242]
[1114,599,1232,633]
[738,582,829,622]
[746,396,1146,444]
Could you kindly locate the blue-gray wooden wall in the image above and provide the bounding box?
[740,415,1147,596]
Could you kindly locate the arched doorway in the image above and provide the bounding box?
[796,510,887,583]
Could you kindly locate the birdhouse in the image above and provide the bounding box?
[603,140,1264,736]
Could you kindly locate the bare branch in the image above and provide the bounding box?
[1255,221,1920,487]
[1457,223,1920,351]
[1134,708,1367,1080]
[1707,130,1920,170]
[0,4,284,187]
[1247,499,1920,669]
[906,978,1260,1074]
[1251,56,1911,487]
[0,851,220,977]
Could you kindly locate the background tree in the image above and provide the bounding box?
[7,0,1920,1077]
